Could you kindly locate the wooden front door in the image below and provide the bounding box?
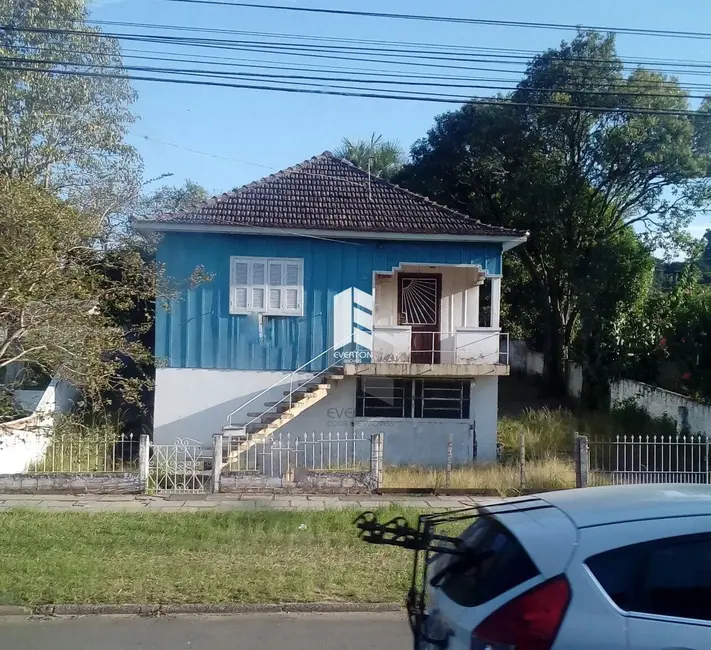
[398,273,441,364]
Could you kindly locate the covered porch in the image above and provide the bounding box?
[349,263,508,376]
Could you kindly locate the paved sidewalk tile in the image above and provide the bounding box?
[0,493,491,513]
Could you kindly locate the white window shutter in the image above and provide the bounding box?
[285,288,299,311]
[268,261,283,287]
[285,263,300,286]
[232,261,248,285]
[252,288,265,311]
[230,260,249,313]
[249,261,267,312]
[283,262,301,313]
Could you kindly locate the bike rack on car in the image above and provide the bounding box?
[354,499,555,649]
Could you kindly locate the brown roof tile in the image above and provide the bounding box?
[144,152,525,239]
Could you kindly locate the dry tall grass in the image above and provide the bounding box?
[384,458,575,496]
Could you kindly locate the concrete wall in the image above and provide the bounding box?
[611,380,711,435]
[356,419,473,466]
[0,420,50,474]
[510,340,710,435]
[568,362,583,399]
[471,376,499,461]
[0,473,141,494]
[0,378,79,474]
[510,340,545,376]
[274,376,498,465]
[220,469,375,494]
[154,368,313,445]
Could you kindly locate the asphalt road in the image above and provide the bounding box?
[0,612,410,650]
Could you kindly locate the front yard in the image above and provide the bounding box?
[0,509,420,607]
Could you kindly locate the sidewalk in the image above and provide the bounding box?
[0,493,498,512]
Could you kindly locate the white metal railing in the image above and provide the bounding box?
[225,337,352,429]
[370,328,509,365]
[223,431,371,477]
[147,438,212,494]
[589,435,711,486]
[26,430,139,474]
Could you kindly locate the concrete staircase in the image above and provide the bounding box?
[222,370,344,460]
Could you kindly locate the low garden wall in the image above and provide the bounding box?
[0,472,142,494]
[220,469,377,494]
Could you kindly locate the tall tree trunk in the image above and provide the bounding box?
[544,308,568,397]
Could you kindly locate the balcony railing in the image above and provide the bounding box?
[370,327,509,365]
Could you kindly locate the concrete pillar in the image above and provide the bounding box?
[370,433,383,492]
[212,433,223,494]
[465,286,480,328]
[138,434,150,492]
[490,277,502,329]
[575,435,590,489]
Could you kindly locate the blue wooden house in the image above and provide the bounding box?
[137,152,527,465]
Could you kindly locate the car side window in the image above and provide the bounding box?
[586,544,644,610]
[587,534,711,622]
[638,538,711,622]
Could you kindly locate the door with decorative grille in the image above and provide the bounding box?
[398,273,441,364]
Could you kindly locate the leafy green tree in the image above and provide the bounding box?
[0,179,151,405]
[396,31,711,396]
[701,229,711,283]
[0,0,140,229]
[334,133,405,179]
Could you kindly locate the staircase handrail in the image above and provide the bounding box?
[225,336,352,428]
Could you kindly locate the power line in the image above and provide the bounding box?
[157,0,711,41]
[3,55,707,101]
[13,37,711,94]
[2,61,709,118]
[8,25,711,77]
[77,19,711,70]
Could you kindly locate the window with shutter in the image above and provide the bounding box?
[250,261,266,311]
[229,256,303,316]
[230,261,249,313]
[283,262,301,313]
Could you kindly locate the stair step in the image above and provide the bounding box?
[223,425,246,433]
[263,400,305,408]
[246,423,272,434]
[246,411,287,418]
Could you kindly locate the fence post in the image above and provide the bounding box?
[212,433,223,494]
[575,434,590,489]
[138,434,150,493]
[446,433,453,490]
[371,433,384,492]
[519,430,526,490]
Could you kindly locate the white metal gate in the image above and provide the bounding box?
[147,439,212,494]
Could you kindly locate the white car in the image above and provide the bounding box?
[416,484,711,650]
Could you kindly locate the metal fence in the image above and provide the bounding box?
[224,431,371,477]
[27,431,139,474]
[588,435,711,486]
[147,439,212,494]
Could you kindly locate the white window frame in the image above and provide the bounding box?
[229,256,304,317]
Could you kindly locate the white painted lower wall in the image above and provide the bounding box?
[155,370,500,463]
[611,380,711,435]
[510,340,710,434]
[262,375,498,465]
[0,378,78,474]
[153,368,314,445]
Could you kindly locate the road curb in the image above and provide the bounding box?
[24,602,403,617]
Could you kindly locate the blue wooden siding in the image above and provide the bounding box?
[156,232,503,371]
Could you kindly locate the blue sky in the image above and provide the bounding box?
[91,0,711,238]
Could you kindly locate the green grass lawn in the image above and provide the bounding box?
[0,508,428,607]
